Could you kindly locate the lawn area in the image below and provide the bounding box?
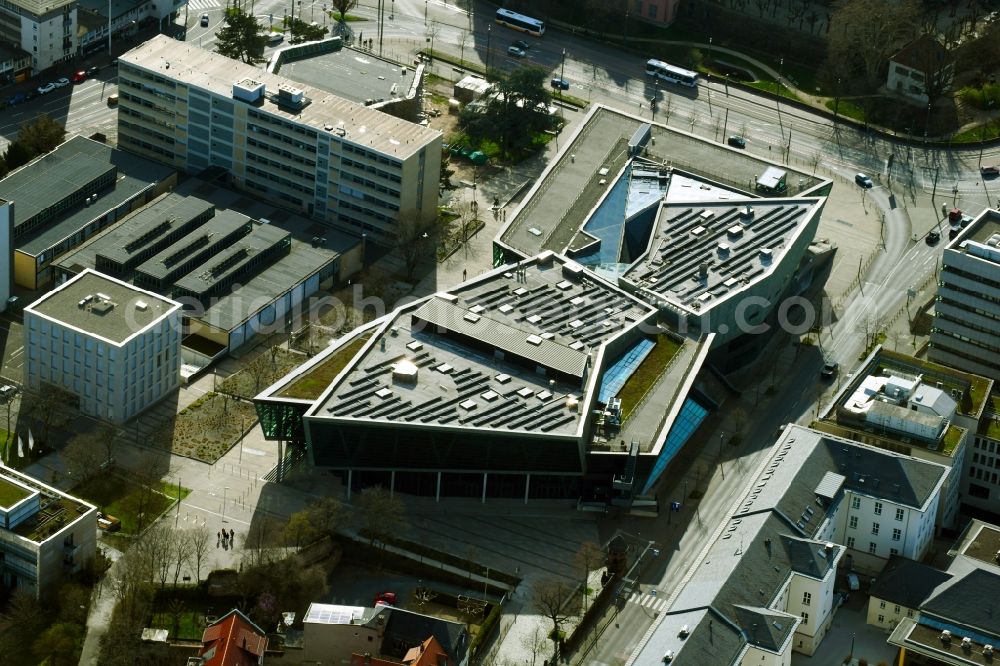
[0,475,30,507]
[150,610,204,641]
[219,347,305,401]
[617,334,683,422]
[943,425,965,456]
[279,334,372,400]
[72,473,179,534]
[153,392,258,463]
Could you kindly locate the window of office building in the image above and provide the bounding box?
[869,542,877,554]
[851,496,861,510]
[895,508,904,521]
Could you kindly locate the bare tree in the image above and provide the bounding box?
[413,585,438,610]
[188,525,213,583]
[520,626,548,666]
[395,210,447,281]
[573,541,604,612]
[356,485,406,548]
[171,530,196,587]
[64,433,106,483]
[242,516,282,568]
[532,579,572,660]
[2,391,19,461]
[459,29,470,64]
[22,385,75,447]
[827,0,921,90]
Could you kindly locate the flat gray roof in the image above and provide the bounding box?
[951,209,1000,264]
[173,223,290,298]
[0,138,112,230]
[277,46,417,107]
[498,105,827,259]
[120,35,441,160]
[200,235,339,332]
[312,253,655,437]
[134,210,251,283]
[95,194,216,267]
[622,198,822,310]
[25,270,179,345]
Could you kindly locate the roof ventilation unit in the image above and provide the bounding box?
[985,645,994,656]
[759,248,773,263]
[940,630,952,643]
[134,300,148,311]
[962,637,973,649]
[392,360,418,384]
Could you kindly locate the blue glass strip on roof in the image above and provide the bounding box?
[599,338,655,403]
[579,165,632,265]
[641,398,710,494]
[919,615,999,647]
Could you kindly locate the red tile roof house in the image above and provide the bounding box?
[195,609,268,666]
[350,635,454,666]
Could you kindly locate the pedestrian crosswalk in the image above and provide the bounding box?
[187,0,221,11]
[629,590,668,613]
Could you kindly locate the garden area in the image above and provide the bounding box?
[280,333,372,400]
[218,346,305,401]
[151,392,258,463]
[72,474,187,535]
[618,334,683,422]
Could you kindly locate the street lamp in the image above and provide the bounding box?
[719,432,726,480]
[924,102,932,144]
[834,77,841,119]
[222,486,230,521]
[560,48,566,97]
[486,26,491,72]
[708,36,713,63]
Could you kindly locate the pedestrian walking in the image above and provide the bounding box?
[462,269,467,281]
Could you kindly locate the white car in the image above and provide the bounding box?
[54,77,70,88]
[36,82,55,94]
[506,45,526,58]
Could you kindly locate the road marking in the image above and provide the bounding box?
[629,591,667,612]
[188,0,220,10]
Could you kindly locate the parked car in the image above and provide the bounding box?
[821,359,838,380]
[200,12,209,26]
[54,77,70,88]
[550,77,570,90]
[107,93,119,106]
[86,66,100,77]
[511,39,530,51]
[267,32,284,45]
[70,70,87,84]
[926,230,941,246]
[374,592,396,607]
[36,82,55,95]
[855,172,873,188]
[506,45,526,58]
[727,135,746,149]
[7,93,27,105]
[982,165,1000,178]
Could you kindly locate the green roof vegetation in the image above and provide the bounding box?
[982,394,1000,440]
[617,334,683,423]
[279,333,372,400]
[11,497,83,542]
[943,425,965,456]
[877,349,991,416]
[0,477,31,508]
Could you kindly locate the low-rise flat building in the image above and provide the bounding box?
[0,135,176,290]
[628,425,949,665]
[256,251,714,502]
[117,35,441,243]
[24,268,182,423]
[0,467,97,599]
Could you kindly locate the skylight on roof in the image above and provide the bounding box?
[526,334,543,346]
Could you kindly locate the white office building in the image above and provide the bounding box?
[116,35,442,243]
[24,268,181,424]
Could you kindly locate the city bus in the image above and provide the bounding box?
[495,8,546,36]
[645,59,699,88]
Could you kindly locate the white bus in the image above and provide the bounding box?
[645,59,699,88]
[495,8,546,36]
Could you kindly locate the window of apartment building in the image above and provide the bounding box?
[878,614,885,624]
[846,536,855,548]
[894,605,901,613]
[880,600,886,609]
[849,516,858,529]
[800,612,808,626]
[802,592,811,606]
[869,542,877,554]
[874,502,882,515]
[895,508,904,521]
[974,453,981,464]
[872,523,880,535]
[647,3,657,18]
[907,609,914,617]
[890,548,899,556]
[892,528,901,541]
[851,497,861,510]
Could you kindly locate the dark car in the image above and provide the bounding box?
[7,93,27,105]
[550,77,570,90]
[926,230,941,245]
[821,359,839,380]
[511,39,530,50]
[200,12,209,26]
[70,70,87,84]
[727,135,746,149]
[86,66,100,77]
[855,172,874,188]
[982,165,1000,178]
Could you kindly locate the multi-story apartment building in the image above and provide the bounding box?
[929,208,1000,383]
[24,268,182,424]
[116,35,442,243]
[628,425,948,665]
[0,41,31,84]
[0,467,97,599]
[0,0,76,73]
[814,346,994,526]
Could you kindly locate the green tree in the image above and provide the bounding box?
[329,0,357,22]
[460,66,554,157]
[33,622,83,666]
[16,114,66,155]
[283,16,328,43]
[356,485,406,548]
[216,7,267,65]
